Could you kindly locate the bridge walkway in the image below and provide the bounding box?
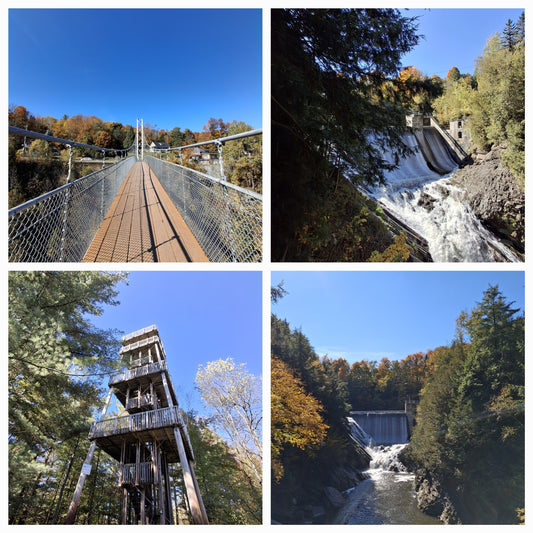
[83,161,209,262]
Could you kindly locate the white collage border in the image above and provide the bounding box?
[2,1,530,530]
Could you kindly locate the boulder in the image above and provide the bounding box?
[323,486,346,510]
[416,476,446,517]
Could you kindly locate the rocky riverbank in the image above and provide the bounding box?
[400,443,521,525]
[451,146,525,258]
[272,440,371,524]
[412,469,461,524]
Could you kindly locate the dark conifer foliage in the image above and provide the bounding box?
[408,285,524,524]
[271,9,420,261]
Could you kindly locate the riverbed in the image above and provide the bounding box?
[336,443,441,525]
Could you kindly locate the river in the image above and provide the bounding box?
[336,444,441,525]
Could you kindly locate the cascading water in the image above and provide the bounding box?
[338,417,440,524]
[365,131,520,262]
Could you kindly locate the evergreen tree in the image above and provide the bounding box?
[455,285,523,415]
[409,285,524,524]
[271,8,420,261]
[515,11,525,42]
[8,271,127,524]
[502,18,518,50]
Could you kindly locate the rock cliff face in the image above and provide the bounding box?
[414,470,461,524]
[451,146,525,257]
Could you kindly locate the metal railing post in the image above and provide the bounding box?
[59,145,74,262]
[217,141,226,181]
[136,119,139,160]
[215,141,236,259]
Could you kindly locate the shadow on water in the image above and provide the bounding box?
[336,470,441,525]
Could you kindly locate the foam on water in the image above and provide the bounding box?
[365,131,520,262]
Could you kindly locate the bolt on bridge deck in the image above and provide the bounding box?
[83,162,209,262]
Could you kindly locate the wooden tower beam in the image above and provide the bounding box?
[64,388,114,524]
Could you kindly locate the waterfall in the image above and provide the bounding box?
[364,130,520,262]
[340,417,441,525]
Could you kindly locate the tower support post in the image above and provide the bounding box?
[64,388,113,524]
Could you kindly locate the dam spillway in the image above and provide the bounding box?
[363,125,520,262]
[350,411,409,446]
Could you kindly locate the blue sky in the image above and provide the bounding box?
[9,9,262,132]
[400,8,525,77]
[271,270,525,364]
[89,271,262,416]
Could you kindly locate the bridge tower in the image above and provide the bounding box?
[136,118,144,161]
[65,325,208,525]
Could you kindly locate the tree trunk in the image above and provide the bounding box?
[52,436,81,524]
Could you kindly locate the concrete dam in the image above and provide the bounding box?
[349,411,410,446]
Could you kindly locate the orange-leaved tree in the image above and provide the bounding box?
[271,356,328,483]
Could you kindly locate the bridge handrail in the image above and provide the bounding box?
[8,156,137,262]
[167,128,262,152]
[148,156,262,201]
[8,157,131,216]
[9,125,135,154]
[144,155,262,262]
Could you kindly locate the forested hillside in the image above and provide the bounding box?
[433,12,525,183]
[8,107,262,208]
[271,283,524,524]
[405,286,524,524]
[8,272,261,525]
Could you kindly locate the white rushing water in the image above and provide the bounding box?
[365,132,520,262]
[340,419,441,525]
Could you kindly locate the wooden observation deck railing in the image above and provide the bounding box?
[89,405,195,461]
[126,394,154,412]
[108,361,167,387]
[89,405,183,439]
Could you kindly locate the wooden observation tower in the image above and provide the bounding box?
[65,325,208,524]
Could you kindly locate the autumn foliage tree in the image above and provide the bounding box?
[271,356,328,482]
[195,358,262,488]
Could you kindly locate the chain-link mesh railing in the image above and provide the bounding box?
[9,157,136,262]
[145,156,262,262]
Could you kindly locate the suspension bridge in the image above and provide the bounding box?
[8,119,262,263]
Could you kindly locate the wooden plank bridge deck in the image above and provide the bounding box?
[83,162,209,262]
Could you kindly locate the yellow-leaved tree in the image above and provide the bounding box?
[271,356,329,482]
